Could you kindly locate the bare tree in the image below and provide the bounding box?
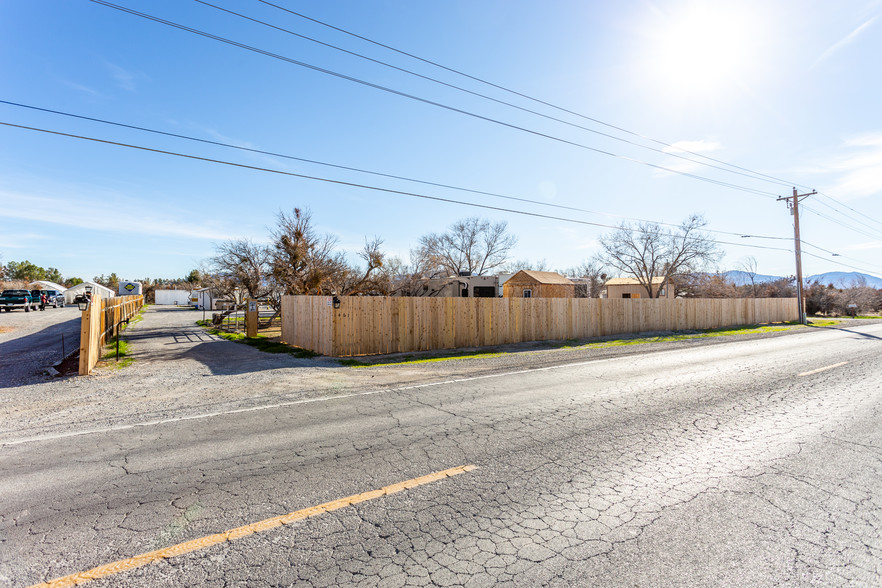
[211,238,272,300]
[327,237,390,296]
[501,258,549,273]
[270,208,340,295]
[598,215,722,298]
[271,208,390,297]
[416,217,517,276]
[737,256,759,297]
[679,272,737,298]
[572,258,607,298]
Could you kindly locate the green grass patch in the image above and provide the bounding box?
[100,338,134,368]
[807,319,841,327]
[567,323,799,349]
[340,321,804,367]
[196,321,318,358]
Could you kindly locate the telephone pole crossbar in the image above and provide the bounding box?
[777,187,817,325]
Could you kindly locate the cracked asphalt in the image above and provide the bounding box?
[1,307,881,586]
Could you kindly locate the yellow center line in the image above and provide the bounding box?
[30,464,478,588]
[798,361,848,377]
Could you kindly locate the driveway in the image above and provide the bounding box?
[0,305,80,387]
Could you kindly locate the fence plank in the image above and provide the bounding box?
[280,296,799,357]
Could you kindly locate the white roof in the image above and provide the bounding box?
[28,280,67,292]
[65,281,115,298]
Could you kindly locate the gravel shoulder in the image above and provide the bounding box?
[2,304,879,444]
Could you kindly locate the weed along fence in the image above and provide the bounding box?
[281,296,798,357]
[79,294,144,375]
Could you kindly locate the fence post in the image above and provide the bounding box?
[245,299,258,338]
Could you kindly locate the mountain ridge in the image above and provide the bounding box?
[722,270,882,289]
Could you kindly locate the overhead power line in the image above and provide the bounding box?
[86,0,780,200]
[813,192,882,232]
[800,249,882,278]
[250,0,882,240]
[0,120,794,254]
[0,99,791,243]
[192,0,792,190]
[802,204,882,241]
[253,0,808,191]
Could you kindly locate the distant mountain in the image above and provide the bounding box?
[722,270,783,286]
[805,271,882,289]
[722,270,882,289]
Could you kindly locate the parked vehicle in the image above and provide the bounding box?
[0,289,39,312]
[31,289,65,308]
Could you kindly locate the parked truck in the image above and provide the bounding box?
[0,289,39,312]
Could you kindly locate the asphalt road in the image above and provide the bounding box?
[0,306,80,387]
[2,322,881,586]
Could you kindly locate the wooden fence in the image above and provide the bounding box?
[281,296,798,357]
[79,294,144,375]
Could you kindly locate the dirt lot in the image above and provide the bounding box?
[3,304,879,446]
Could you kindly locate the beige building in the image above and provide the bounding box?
[502,270,575,298]
[603,277,674,299]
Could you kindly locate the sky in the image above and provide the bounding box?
[2,0,882,283]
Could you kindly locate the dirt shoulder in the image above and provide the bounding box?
[2,306,878,444]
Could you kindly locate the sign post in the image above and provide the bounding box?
[245,299,259,338]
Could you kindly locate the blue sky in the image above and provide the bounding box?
[2,0,882,282]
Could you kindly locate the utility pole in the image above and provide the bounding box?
[777,187,816,325]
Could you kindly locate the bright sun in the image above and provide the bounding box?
[647,3,759,97]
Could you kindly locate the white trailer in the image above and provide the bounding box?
[154,289,191,305]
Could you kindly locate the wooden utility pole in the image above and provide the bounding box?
[778,187,816,324]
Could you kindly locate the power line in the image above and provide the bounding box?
[814,191,882,230]
[250,0,882,246]
[0,120,795,254]
[800,249,882,278]
[253,0,810,191]
[85,0,781,200]
[191,0,793,190]
[802,204,882,241]
[0,99,792,243]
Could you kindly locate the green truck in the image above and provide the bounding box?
[0,289,40,312]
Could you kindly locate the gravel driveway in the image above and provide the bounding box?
[3,304,878,445]
[0,305,80,388]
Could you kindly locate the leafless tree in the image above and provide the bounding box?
[562,258,607,298]
[737,256,760,297]
[416,217,517,276]
[760,277,796,298]
[835,276,878,315]
[598,215,722,298]
[327,237,391,296]
[210,238,272,300]
[500,258,549,273]
[270,208,389,297]
[270,208,340,295]
[679,272,737,298]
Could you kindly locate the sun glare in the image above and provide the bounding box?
[647,3,759,97]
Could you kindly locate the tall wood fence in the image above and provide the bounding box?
[79,294,144,375]
[281,296,798,357]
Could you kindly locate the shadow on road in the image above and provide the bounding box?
[0,316,81,388]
